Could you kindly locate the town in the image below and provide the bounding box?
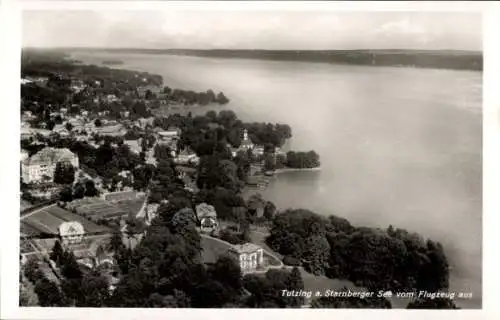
[19,50,326,308]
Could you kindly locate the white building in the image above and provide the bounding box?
[21,147,79,183]
[228,243,264,273]
[158,128,181,141]
[238,129,265,157]
[239,129,254,151]
[21,149,29,162]
[174,148,200,165]
[59,221,85,247]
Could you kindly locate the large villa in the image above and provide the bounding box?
[21,147,79,184]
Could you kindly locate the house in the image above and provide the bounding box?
[94,124,127,137]
[174,148,200,165]
[70,79,86,93]
[120,111,130,118]
[144,203,160,224]
[55,128,70,137]
[22,147,79,183]
[106,94,119,103]
[124,139,142,154]
[21,127,34,140]
[195,203,218,233]
[227,243,264,273]
[137,85,162,98]
[25,76,49,86]
[59,221,85,247]
[21,149,29,162]
[246,175,269,190]
[157,127,181,141]
[21,128,52,140]
[136,117,155,129]
[21,78,33,85]
[176,165,197,179]
[252,146,265,157]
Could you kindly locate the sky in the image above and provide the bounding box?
[22,10,482,51]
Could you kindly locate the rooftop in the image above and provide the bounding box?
[229,243,263,254]
[59,221,85,237]
[23,147,76,166]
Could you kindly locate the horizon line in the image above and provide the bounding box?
[22,46,483,54]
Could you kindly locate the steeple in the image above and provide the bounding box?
[243,129,249,141]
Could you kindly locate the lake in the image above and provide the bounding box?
[71,51,482,308]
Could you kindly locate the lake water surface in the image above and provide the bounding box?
[72,52,482,308]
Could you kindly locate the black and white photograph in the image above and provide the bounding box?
[1,0,493,317]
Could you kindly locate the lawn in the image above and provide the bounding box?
[201,235,232,264]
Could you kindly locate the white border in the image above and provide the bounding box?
[1,1,498,319]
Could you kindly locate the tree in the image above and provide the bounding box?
[60,251,83,280]
[264,201,276,220]
[216,92,229,104]
[46,120,56,130]
[50,240,65,266]
[191,280,233,307]
[210,255,242,292]
[24,257,44,283]
[109,230,125,253]
[285,267,305,306]
[84,180,99,197]
[54,162,75,185]
[19,281,38,306]
[34,278,65,307]
[65,122,74,132]
[73,182,85,199]
[59,185,73,202]
[302,235,330,275]
[78,271,111,307]
[94,118,102,127]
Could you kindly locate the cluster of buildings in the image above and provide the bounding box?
[228,129,265,158]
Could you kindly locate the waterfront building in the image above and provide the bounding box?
[239,129,254,151]
[238,129,265,157]
[22,147,79,183]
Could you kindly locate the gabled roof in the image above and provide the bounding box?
[58,221,85,237]
[23,147,77,166]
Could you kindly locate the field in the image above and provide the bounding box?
[67,196,145,221]
[67,198,128,220]
[21,204,112,236]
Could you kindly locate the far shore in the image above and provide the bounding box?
[273,167,322,174]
